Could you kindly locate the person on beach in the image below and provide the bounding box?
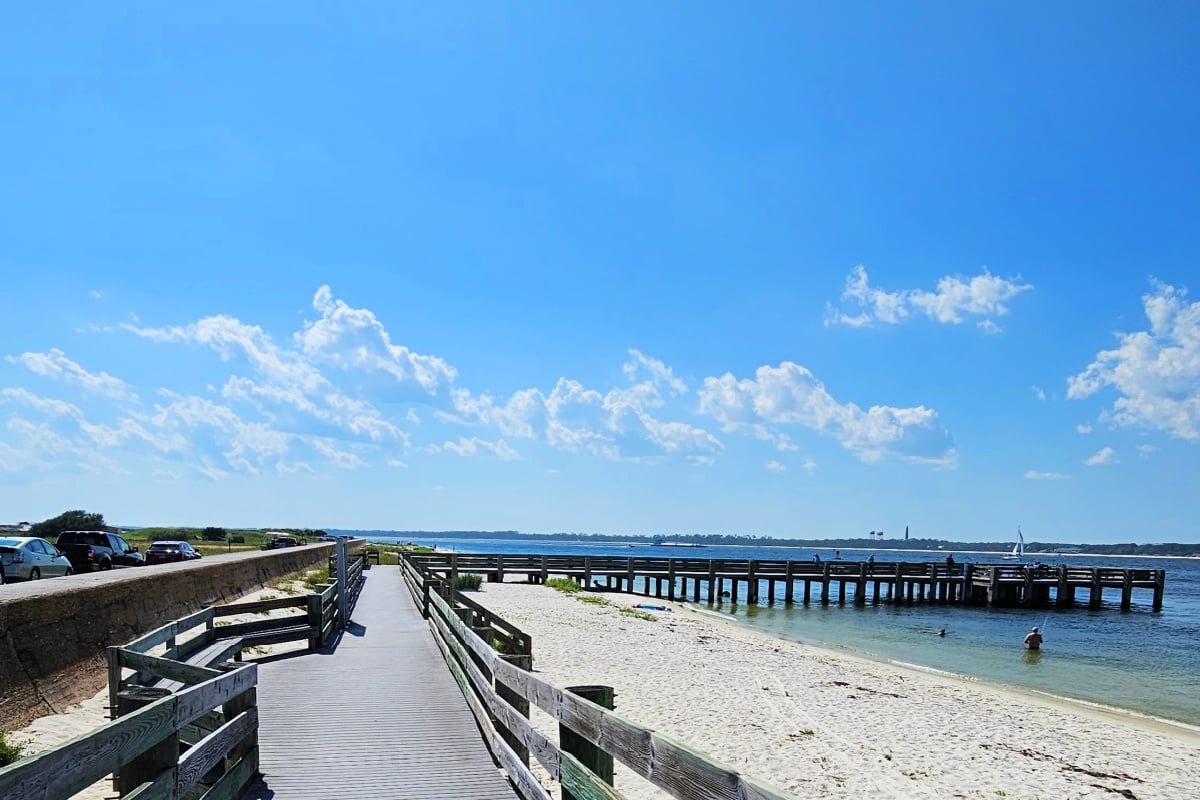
[1024,626,1043,650]
[937,627,946,637]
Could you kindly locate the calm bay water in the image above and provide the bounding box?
[374,536,1200,728]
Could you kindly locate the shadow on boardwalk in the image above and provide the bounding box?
[241,570,520,799]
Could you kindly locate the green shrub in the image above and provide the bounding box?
[303,567,331,592]
[451,573,483,591]
[619,607,657,622]
[0,729,27,767]
[576,595,610,606]
[545,577,580,593]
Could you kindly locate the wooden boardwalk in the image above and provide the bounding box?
[240,569,519,799]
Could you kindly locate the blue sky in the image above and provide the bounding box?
[2,4,1198,543]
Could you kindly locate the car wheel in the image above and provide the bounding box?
[29,567,40,580]
[100,559,113,571]
[65,567,74,576]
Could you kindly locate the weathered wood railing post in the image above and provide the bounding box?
[115,686,176,795]
[560,685,615,800]
[219,662,258,771]
[336,538,349,629]
[306,592,323,649]
[496,653,532,765]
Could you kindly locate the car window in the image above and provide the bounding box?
[115,536,130,550]
[31,540,49,554]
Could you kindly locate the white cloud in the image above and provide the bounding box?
[696,361,956,465]
[89,289,105,300]
[1136,444,1159,459]
[1068,281,1200,441]
[1032,386,1046,401]
[6,348,137,401]
[1025,470,1072,480]
[802,457,817,474]
[623,349,688,395]
[296,286,457,394]
[766,460,787,472]
[825,266,1032,329]
[1085,446,1117,466]
[1076,423,1092,434]
[977,319,1003,335]
[442,436,519,460]
[450,360,721,461]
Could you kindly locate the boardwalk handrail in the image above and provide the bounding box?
[0,663,257,800]
[1,546,369,800]
[402,554,800,800]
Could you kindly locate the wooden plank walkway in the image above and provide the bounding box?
[240,569,520,799]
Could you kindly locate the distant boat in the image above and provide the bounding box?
[1003,527,1026,561]
[650,535,705,548]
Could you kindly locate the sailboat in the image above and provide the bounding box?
[1003,526,1025,561]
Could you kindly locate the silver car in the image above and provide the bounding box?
[0,537,74,581]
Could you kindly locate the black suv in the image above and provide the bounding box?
[55,530,146,571]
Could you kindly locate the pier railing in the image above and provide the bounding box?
[401,555,800,800]
[406,552,1166,611]
[0,547,368,800]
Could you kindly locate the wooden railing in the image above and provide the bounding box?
[0,549,368,800]
[401,555,799,800]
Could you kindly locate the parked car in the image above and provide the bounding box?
[55,530,146,571]
[0,537,75,581]
[261,536,300,550]
[145,540,203,564]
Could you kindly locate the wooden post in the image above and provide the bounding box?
[1121,571,1134,611]
[336,538,349,628]
[820,563,831,604]
[106,646,123,721]
[784,561,795,604]
[219,663,258,771]
[1153,570,1165,611]
[497,654,532,765]
[561,685,615,800]
[747,560,758,604]
[306,593,323,649]
[1090,569,1103,609]
[116,687,176,795]
[708,561,717,602]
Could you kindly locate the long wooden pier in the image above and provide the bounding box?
[410,553,1166,611]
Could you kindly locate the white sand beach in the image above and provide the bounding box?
[472,579,1200,800]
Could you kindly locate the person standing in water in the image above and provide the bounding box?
[1024,626,1043,650]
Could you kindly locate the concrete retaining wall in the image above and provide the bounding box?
[0,544,337,729]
